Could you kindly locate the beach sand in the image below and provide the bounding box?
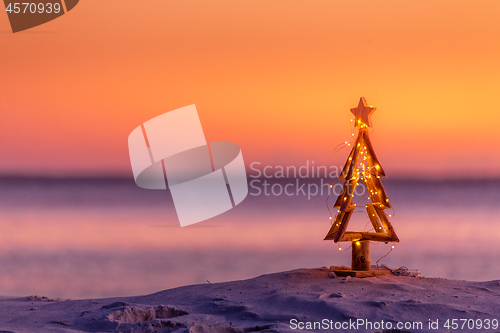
[0,267,499,333]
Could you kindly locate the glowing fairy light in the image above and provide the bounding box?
[324,97,399,271]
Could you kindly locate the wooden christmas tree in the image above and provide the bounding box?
[324,97,399,272]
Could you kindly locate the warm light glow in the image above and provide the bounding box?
[1,1,500,178]
[355,241,360,246]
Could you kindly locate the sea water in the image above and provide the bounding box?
[0,176,499,299]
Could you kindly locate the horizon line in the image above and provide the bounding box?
[0,174,499,183]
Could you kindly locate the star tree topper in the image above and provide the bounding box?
[351,97,376,128]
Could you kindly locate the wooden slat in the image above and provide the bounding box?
[339,178,359,211]
[339,145,355,180]
[323,211,343,240]
[337,232,362,242]
[330,266,392,278]
[363,131,386,177]
[365,175,391,209]
[333,177,359,209]
[372,175,391,208]
[374,206,399,242]
[358,232,394,242]
[333,187,343,208]
[341,129,365,180]
[366,204,383,232]
[337,232,393,243]
[333,205,355,242]
[365,174,381,204]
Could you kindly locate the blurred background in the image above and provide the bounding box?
[0,0,499,298]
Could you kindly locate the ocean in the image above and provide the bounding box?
[0,176,499,299]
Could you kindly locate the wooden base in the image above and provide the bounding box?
[330,265,391,278]
[351,240,370,270]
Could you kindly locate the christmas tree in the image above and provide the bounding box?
[324,97,399,271]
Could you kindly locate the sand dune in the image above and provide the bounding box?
[0,267,499,332]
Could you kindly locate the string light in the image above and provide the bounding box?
[326,98,398,267]
[376,245,394,266]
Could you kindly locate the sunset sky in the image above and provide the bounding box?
[1,0,500,177]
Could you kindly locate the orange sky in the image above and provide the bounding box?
[1,0,500,177]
